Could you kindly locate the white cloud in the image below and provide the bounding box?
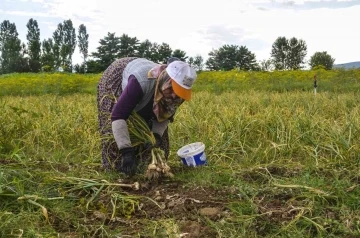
[1,0,359,65]
[4,10,52,17]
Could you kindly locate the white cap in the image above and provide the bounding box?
[166,61,197,101]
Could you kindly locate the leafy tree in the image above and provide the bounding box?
[309,51,335,70]
[236,46,258,71]
[73,63,85,73]
[216,45,238,70]
[271,36,288,70]
[136,39,153,60]
[78,25,88,61]
[91,32,121,71]
[52,20,76,72]
[157,43,172,64]
[41,38,55,71]
[271,36,307,70]
[74,24,89,74]
[192,55,204,71]
[188,57,194,66]
[52,23,63,70]
[172,49,187,62]
[86,59,103,73]
[61,19,76,72]
[206,45,258,71]
[259,59,274,71]
[287,37,307,70]
[205,49,220,70]
[149,42,160,62]
[0,20,23,74]
[146,42,172,63]
[26,18,41,72]
[18,42,30,72]
[118,34,138,58]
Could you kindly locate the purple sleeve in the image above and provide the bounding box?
[111,75,144,121]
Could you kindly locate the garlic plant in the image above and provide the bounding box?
[127,112,174,179]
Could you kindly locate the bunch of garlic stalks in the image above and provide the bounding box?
[145,147,174,179]
[127,112,174,179]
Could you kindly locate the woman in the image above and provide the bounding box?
[97,57,197,176]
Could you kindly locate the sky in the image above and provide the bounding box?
[1,0,359,66]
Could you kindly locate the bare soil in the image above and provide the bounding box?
[80,180,234,237]
[50,174,319,237]
[117,181,231,237]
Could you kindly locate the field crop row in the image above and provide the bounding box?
[1,89,359,237]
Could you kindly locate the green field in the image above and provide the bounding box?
[1,71,360,237]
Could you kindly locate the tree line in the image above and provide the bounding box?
[0,18,336,75]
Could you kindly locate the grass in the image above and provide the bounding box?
[1,68,360,96]
[1,75,360,237]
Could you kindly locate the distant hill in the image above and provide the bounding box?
[333,61,360,69]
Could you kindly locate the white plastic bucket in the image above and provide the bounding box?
[177,142,207,167]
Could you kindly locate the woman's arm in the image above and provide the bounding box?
[111,75,143,121]
[111,75,143,150]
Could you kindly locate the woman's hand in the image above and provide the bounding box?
[119,147,137,176]
[153,133,162,147]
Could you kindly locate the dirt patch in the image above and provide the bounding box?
[0,159,14,165]
[253,194,302,223]
[50,179,235,236]
[104,180,232,237]
[133,181,229,217]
